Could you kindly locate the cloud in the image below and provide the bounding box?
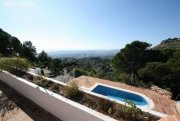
[1,0,35,7]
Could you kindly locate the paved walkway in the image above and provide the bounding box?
[0,81,61,121]
[158,114,180,121]
[74,76,179,115]
[0,108,33,121]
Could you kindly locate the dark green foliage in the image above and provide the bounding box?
[46,58,77,76]
[167,49,180,99]
[75,57,112,78]
[0,29,22,56]
[9,37,22,55]
[138,57,180,99]
[0,29,11,56]
[37,51,51,68]
[38,51,49,62]
[112,40,180,100]
[21,41,37,62]
[146,49,170,63]
[112,41,152,74]
[168,49,180,72]
[0,29,37,62]
[138,62,172,86]
[48,58,62,75]
[118,73,131,83]
[74,68,89,77]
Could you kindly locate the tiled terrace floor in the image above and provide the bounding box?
[0,80,62,121]
[74,76,179,115]
[158,114,180,121]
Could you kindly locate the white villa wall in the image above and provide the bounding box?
[0,71,116,121]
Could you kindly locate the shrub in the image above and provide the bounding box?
[124,99,137,113]
[74,68,89,77]
[64,81,79,99]
[117,73,148,87]
[123,100,146,120]
[0,57,30,72]
[118,73,131,83]
[138,62,172,86]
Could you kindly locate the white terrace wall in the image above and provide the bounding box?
[0,71,116,121]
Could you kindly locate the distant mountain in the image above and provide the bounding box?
[153,38,180,50]
[48,50,119,58]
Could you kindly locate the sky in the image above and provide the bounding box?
[0,0,180,52]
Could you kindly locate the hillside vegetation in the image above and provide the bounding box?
[0,28,179,100]
[0,29,37,62]
[153,38,180,50]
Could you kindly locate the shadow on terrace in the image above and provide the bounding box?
[0,80,62,121]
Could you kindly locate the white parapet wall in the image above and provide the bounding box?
[0,71,116,121]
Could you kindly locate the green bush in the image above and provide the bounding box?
[124,99,137,112]
[74,68,89,77]
[0,57,30,72]
[118,73,131,83]
[138,62,172,86]
[64,81,79,99]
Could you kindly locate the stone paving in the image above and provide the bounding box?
[74,76,179,115]
[0,108,33,121]
[0,81,62,121]
[158,114,180,121]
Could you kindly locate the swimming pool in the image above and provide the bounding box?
[91,85,148,106]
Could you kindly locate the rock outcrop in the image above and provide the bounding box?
[151,85,172,98]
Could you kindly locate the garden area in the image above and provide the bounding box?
[0,57,159,121]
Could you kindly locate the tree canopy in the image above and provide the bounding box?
[21,41,37,62]
[112,41,152,74]
[9,36,22,55]
[138,62,172,85]
[0,29,37,62]
[37,50,51,68]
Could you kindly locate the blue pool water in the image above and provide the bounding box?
[92,85,148,106]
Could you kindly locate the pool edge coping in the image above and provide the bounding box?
[90,83,154,109]
[80,83,168,118]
